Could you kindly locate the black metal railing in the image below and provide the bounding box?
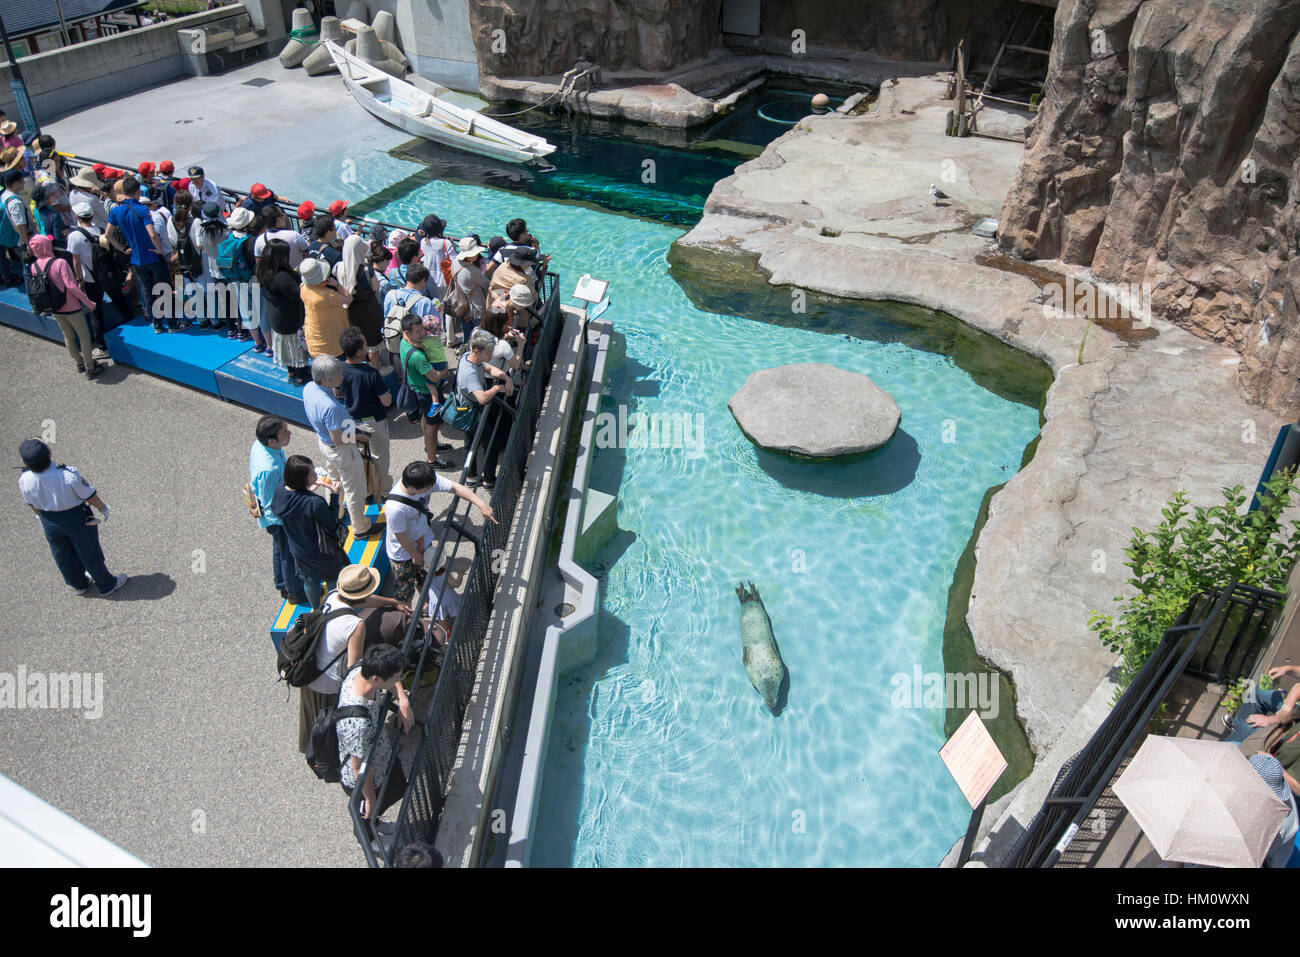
[61,153,451,249]
[347,270,564,866]
[1184,584,1282,682]
[1003,580,1283,868]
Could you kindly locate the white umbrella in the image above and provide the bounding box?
[1113,735,1290,868]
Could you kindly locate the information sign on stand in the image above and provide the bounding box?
[939,710,1007,865]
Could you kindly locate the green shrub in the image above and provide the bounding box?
[1091,469,1300,699]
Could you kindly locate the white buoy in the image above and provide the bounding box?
[278,7,317,68]
[302,16,342,75]
[811,92,830,112]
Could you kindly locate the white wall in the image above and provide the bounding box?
[344,0,479,91]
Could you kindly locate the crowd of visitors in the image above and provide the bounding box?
[1,146,549,408]
[14,145,550,861]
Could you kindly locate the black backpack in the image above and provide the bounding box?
[306,702,371,782]
[175,229,202,280]
[27,259,67,314]
[74,227,122,289]
[276,605,356,688]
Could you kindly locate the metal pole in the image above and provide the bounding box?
[52,0,72,47]
[0,14,40,139]
[956,798,986,867]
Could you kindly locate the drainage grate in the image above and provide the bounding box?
[242,78,275,87]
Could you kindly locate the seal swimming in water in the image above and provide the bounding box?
[736,581,786,713]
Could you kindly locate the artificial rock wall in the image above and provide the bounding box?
[998,0,1300,416]
[466,0,723,77]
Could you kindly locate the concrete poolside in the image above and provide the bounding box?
[47,56,410,212]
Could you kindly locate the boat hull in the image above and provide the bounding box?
[326,41,555,165]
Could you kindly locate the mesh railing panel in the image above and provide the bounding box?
[354,271,564,865]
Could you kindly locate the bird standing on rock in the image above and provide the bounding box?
[930,184,949,205]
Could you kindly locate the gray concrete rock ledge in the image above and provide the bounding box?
[729,363,900,457]
[479,46,943,129]
[677,74,1286,758]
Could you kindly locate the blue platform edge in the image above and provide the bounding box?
[0,285,309,424]
[269,504,391,650]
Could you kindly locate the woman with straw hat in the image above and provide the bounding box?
[299,256,351,359]
[295,562,411,754]
[0,120,21,151]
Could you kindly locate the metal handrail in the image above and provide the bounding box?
[60,152,461,245]
[347,272,563,866]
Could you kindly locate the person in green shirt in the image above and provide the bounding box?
[398,314,453,469]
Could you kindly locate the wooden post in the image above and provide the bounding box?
[955,39,966,117]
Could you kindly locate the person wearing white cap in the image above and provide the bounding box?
[223,206,268,350]
[299,256,351,359]
[1249,753,1299,867]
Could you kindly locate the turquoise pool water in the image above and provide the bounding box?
[362,145,1039,867]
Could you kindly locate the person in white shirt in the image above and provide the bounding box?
[417,214,454,295]
[142,188,173,258]
[186,165,223,210]
[65,205,98,286]
[68,171,109,230]
[17,439,127,597]
[67,202,134,348]
[255,205,308,268]
[383,461,494,604]
[480,301,527,386]
[329,200,353,241]
[296,563,410,754]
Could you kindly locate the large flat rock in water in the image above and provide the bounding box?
[729,364,900,457]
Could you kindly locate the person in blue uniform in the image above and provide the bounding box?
[17,439,127,597]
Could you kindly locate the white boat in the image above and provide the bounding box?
[325,41,556,166]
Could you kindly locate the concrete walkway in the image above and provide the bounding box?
[0,323,472,866]
[48,57,411,211]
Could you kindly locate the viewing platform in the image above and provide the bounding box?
[0,284,312,425]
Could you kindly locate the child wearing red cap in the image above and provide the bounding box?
[329,200,353,242]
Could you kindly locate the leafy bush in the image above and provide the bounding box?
[1091,470,1300,698]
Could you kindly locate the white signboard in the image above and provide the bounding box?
[939,710,1007,809]
[572,274,608,305]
